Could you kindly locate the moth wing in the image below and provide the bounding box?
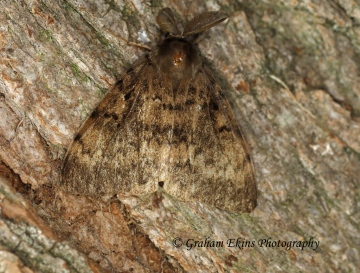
[164,66,257,212]
[62,53,173,196]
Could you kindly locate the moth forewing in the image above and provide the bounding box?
[61,8,257,213]
[163,67,257,213]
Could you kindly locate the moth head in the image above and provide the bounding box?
[156,37,199,89]
[156,8,228,87]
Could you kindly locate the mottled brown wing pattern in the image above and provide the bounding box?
[164,66,257,212]
[62,53,173,196]
[62,8,258,212]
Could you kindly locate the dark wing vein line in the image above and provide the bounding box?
[93,59,149,181]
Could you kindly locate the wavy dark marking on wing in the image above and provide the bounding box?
[61,8,257,212]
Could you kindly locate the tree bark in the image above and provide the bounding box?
[0,0,359,272]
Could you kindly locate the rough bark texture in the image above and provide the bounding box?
[0,0,359,272]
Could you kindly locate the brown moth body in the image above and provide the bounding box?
[61,8,257,213]
[157,38,200,88]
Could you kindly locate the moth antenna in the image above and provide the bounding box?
[156,8,181,36]
[182,11,228,36]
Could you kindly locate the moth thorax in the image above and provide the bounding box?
[173,49,185,67]
[157,38,201,88]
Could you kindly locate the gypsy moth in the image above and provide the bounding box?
[61,8,257,213]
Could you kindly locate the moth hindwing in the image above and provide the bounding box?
[62,8,257,213]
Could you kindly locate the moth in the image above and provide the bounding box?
[62,8,257,213]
